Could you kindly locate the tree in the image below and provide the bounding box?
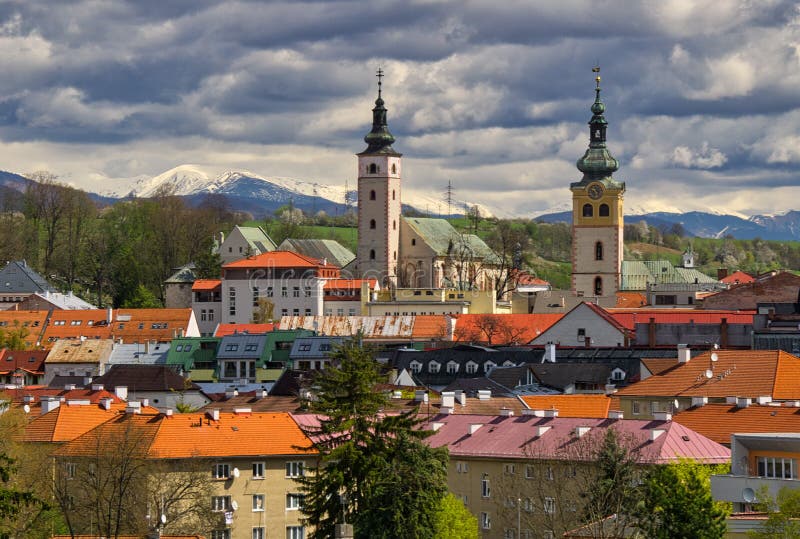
[486,220,531,300]
[637,459,728,539]
[252,298,275,323]
[122,284,162,308]
[432,492,478,539]
[297,342,448,539]
[193,237,223,280]
[749,486,800,538]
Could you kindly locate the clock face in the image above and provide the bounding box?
[588,184,603,200]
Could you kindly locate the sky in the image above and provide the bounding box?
[1,0,800,217]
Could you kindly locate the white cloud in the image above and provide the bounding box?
[671,142,727,169]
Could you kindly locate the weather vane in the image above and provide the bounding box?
[592,65,601,89]
[376,67,384,98]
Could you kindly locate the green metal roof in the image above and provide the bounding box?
[236,226,277,253]
[402,217,500,263]
[278,238,355,267]
[621,260,718,291]
[675,267,718,284]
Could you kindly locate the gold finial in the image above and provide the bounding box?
[592,65,601,88]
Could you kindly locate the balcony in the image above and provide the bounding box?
[712,474,800,503]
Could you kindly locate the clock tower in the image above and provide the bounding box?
[570,68,625,297]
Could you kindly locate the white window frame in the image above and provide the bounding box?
[213,463,230,480]
[286,461,305,478]
[481,512,491,530]
[286,526,305,539]
[253,494,265,511]
[481,475,491,498]
[252,528,265,539]
[286,493,304,510]
[212,495,231,512]
[544,497,556,515]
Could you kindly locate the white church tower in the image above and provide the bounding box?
[355,70,402,287]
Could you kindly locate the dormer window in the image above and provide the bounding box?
[428,361,440,373]
[409,361,422,374]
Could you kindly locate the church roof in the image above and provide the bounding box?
[402,217,499,263]
[278,238,355,268]
[620,260,719,291]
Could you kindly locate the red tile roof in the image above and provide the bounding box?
[583,303,631,335]
[41,308,195,344]
[2,387,122,405]
[191,279,221,291]
[23,402,140,443]
[520,395,615,418]
[0,349,47,374]
[424,414,729,464]
[673,402,800,445]
[721,271,755,285]
[214,323,275,336]
[615,350,800,399]
[608,309,754,330]
[223,250,333,269]
[615,292,648,308]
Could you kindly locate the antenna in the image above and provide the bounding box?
[443,180,454,218]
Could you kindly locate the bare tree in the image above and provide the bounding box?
[453,314,527,346]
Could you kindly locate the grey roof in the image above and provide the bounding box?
[92,364,199,392]
[289,336,347,359]
[165,263,196,284]
[237,226,277,253]
[278,238,355,268]
[621,260,719,291]
[529,363,612,391]
[402,217,500,263]
[441,377,515,397]
[0,261,55,293]
[216,333,269,359]
[32,291,97,310]
[107,343,170,365]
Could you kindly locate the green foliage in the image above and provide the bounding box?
[637,459,728,539]
[122,284,162,309]
[0,323,29,350]
[749,486,800,538]
[584,428,642,523]
[194,237,223,279]
[298,342,448,539]
[433,492,479,539]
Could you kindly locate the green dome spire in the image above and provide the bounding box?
[576,67,619,183]
[360,68,400,156]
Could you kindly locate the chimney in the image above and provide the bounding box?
[63,384,76,391]
[40,395,60,415]
[677,344,691,363]
[543,409,559,418]
[757,396,772,405]
[22,395,34,404]
[141,398,149,408]
[164,408,173,417]
[650,428,666,441]
[575,426,591,438]
[441,391,455,409]
[468,423,482,435]
[535,425,551,437]
[91,383,104,391]
[691,396,708,407]
[608,410,624,420]
[652,411,672,421]
[233,407,252,415]
[522,409,544,417]
[499,408,514,417]
[584,336,591,348]
[66,399,90,406]
[125,401,142,414]
[736,397,751,409]
[430,421,445,432]
[477,390,491,401]
[107,307,113,324]
[414,390,428,403]
[440,406,454,415]
[545,342,556,363]
[100,397,113,410]
[225,386,238,400]
[82,377,92,387]
[648,317,656,347]
[207,409,220,421]
[717,268,728,280]
[144,341,150,354]
[455,390,466,406]
[445,315,456,341]
[115,386,128,401]
[721,318,729,348]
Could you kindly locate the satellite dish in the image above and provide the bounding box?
[231,500,238,511]
[232,467,240,478]
[160,514,167,524]
[704,369,713,379]
[23,404,30,413]
[711,353,719,362]
[742,488,756,503]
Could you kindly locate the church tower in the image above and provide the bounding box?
[570,68,625,297]
[355,70,402,287]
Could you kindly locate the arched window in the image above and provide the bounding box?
[583,203,593,217]
[369,219,376,229]
[391,164,397,174]
[369,190,376,201]
[369,249,376,260]
[393,220,396,230]
[599,203,610,217]
[369,163,377,174]
[595,242,603,261]
[393,251,397,260]
[594,276,603,296]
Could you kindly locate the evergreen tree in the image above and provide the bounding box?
[297,342,448,539]
[583,428,642,527]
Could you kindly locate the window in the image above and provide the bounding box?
[213,463,230,479]
[245,343,258,352]
[757,456,797,479]
[503,463,516,475]
[281,287,288,297]
[466,362,478,374]
[286,461,305,478]
[253,286,259,307]
[369,189,376,200]
[543,532,555,539]
[229,288,236,316]
[369,249,375,260]
[504,529,516,539]
[253,494,265,511]
[393,220,396,230]
[428,361,440,373]
[303,286,311,297]
[176,344,184,352]
[252,461,265,479]
[546,466,554,480]
[409,361,422,374]
[64,462,77,479]
[224,344,239,352]
[632,400,641,415]
[447,362,459,374]
[481,475,491,498]
[369,219,376,229]
[456,461,468,473]
[523,497,534,512]
[411,238,416,246]
[286,527,305,539]
[286,493,304,510]
[212,531,231,539]
[595,241,603,261]
[208,311,214,321]
[525,464,534,479]
[281,308,288,316]
[293,286,300,297]
[599,203,610,216]
[211,495,231,511]
[319,343,331,352]
[336,308,344,316]
[481,512,491,530]
[348,308,356,315]
[306,308,313,316]
[266,286,274,297]
[369,164,377,174]
[582,203,593,217]
[253,528,265,539]
[392,165,397,175]
[594,276,602,296]
[655,295,677,305]
[544,497,556,514]
[298,343,312,352]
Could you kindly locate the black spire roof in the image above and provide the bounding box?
[359,69,401,156]
[574,67,621,186]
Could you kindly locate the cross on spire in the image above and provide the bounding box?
[376,68,384,98]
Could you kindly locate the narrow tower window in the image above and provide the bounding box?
[392,164,397,174]
[392,190,396,200]
[369,190,376,201]
[369,249,376,260]
[582,203,593,217]
[369,163,378,174]
[595,242,603,261]
[393,220,396,230]
[594,277,603,296]
[599,203,610,217]
[370,219,376,230]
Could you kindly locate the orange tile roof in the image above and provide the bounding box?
[191,279,221,291]
[615,350,800,399]
[223,250,332,269]
[721,271,755,285]
[673,403,800,445]
[2,387,122,405]
[641,358,679,376]
[214,323,275,336]
[452,314,562,344]
[40,308,195,344]
[0,311,50,347]
[608,309,754,330]
[55,411,315,459]
[411,315,449,339]
[23,402,137,443]
[615,292,647,308]
[520,395,614,418]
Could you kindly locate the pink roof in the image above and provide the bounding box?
[608,309,755,330]
[423,414,729,464]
